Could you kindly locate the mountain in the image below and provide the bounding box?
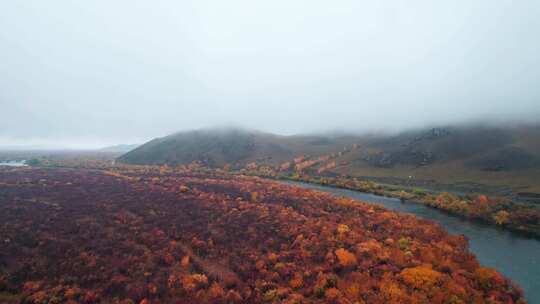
[118,129,282,166]
[117,128,367,166]
[118,125,540,195]
[321,125,540,195]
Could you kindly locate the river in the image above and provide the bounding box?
[287,181,540,303]
[0,160,27,167]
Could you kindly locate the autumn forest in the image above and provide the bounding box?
[0,165,526,303]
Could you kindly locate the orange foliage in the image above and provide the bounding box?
[208,282,225,299]
[400,266,442,290]
[325,287,341,300]
[289,276,303,289]
[337,224,350,234]
[181,255,190,269]
[494,210,510,225]
[335,248,358,268]
[250,191,258,203]
[474,267,505,290]
[380,279,407,302]
[181,274,208,292]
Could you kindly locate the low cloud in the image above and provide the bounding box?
[1,1,539,148]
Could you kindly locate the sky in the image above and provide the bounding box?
[1,1,540,149]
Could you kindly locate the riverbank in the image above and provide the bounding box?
[285,180,540,304]
[237,170,540,239]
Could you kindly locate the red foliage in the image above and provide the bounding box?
[0,167,525,303]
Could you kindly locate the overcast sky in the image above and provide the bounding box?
[1,1,539,148]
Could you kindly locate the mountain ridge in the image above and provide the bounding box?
[118,125,540,194]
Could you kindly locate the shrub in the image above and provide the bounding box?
[335,248,357,268]
[400,266,442,290]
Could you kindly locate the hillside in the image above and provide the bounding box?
[327,125,540,195]
[117,128,356,167]
[118,125,540,195]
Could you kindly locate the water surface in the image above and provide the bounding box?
[287,181,540,303]
[0,160,27,167]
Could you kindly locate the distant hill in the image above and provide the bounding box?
[118,125,540,194]
[340,126,540,170]
[117,128,362,166]
[99,144,139,153]
[324,125,540,195]
[118,129,285,166]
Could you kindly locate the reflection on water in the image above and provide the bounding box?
[288,181,540,303]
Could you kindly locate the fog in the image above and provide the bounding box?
[1,1,539,148]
